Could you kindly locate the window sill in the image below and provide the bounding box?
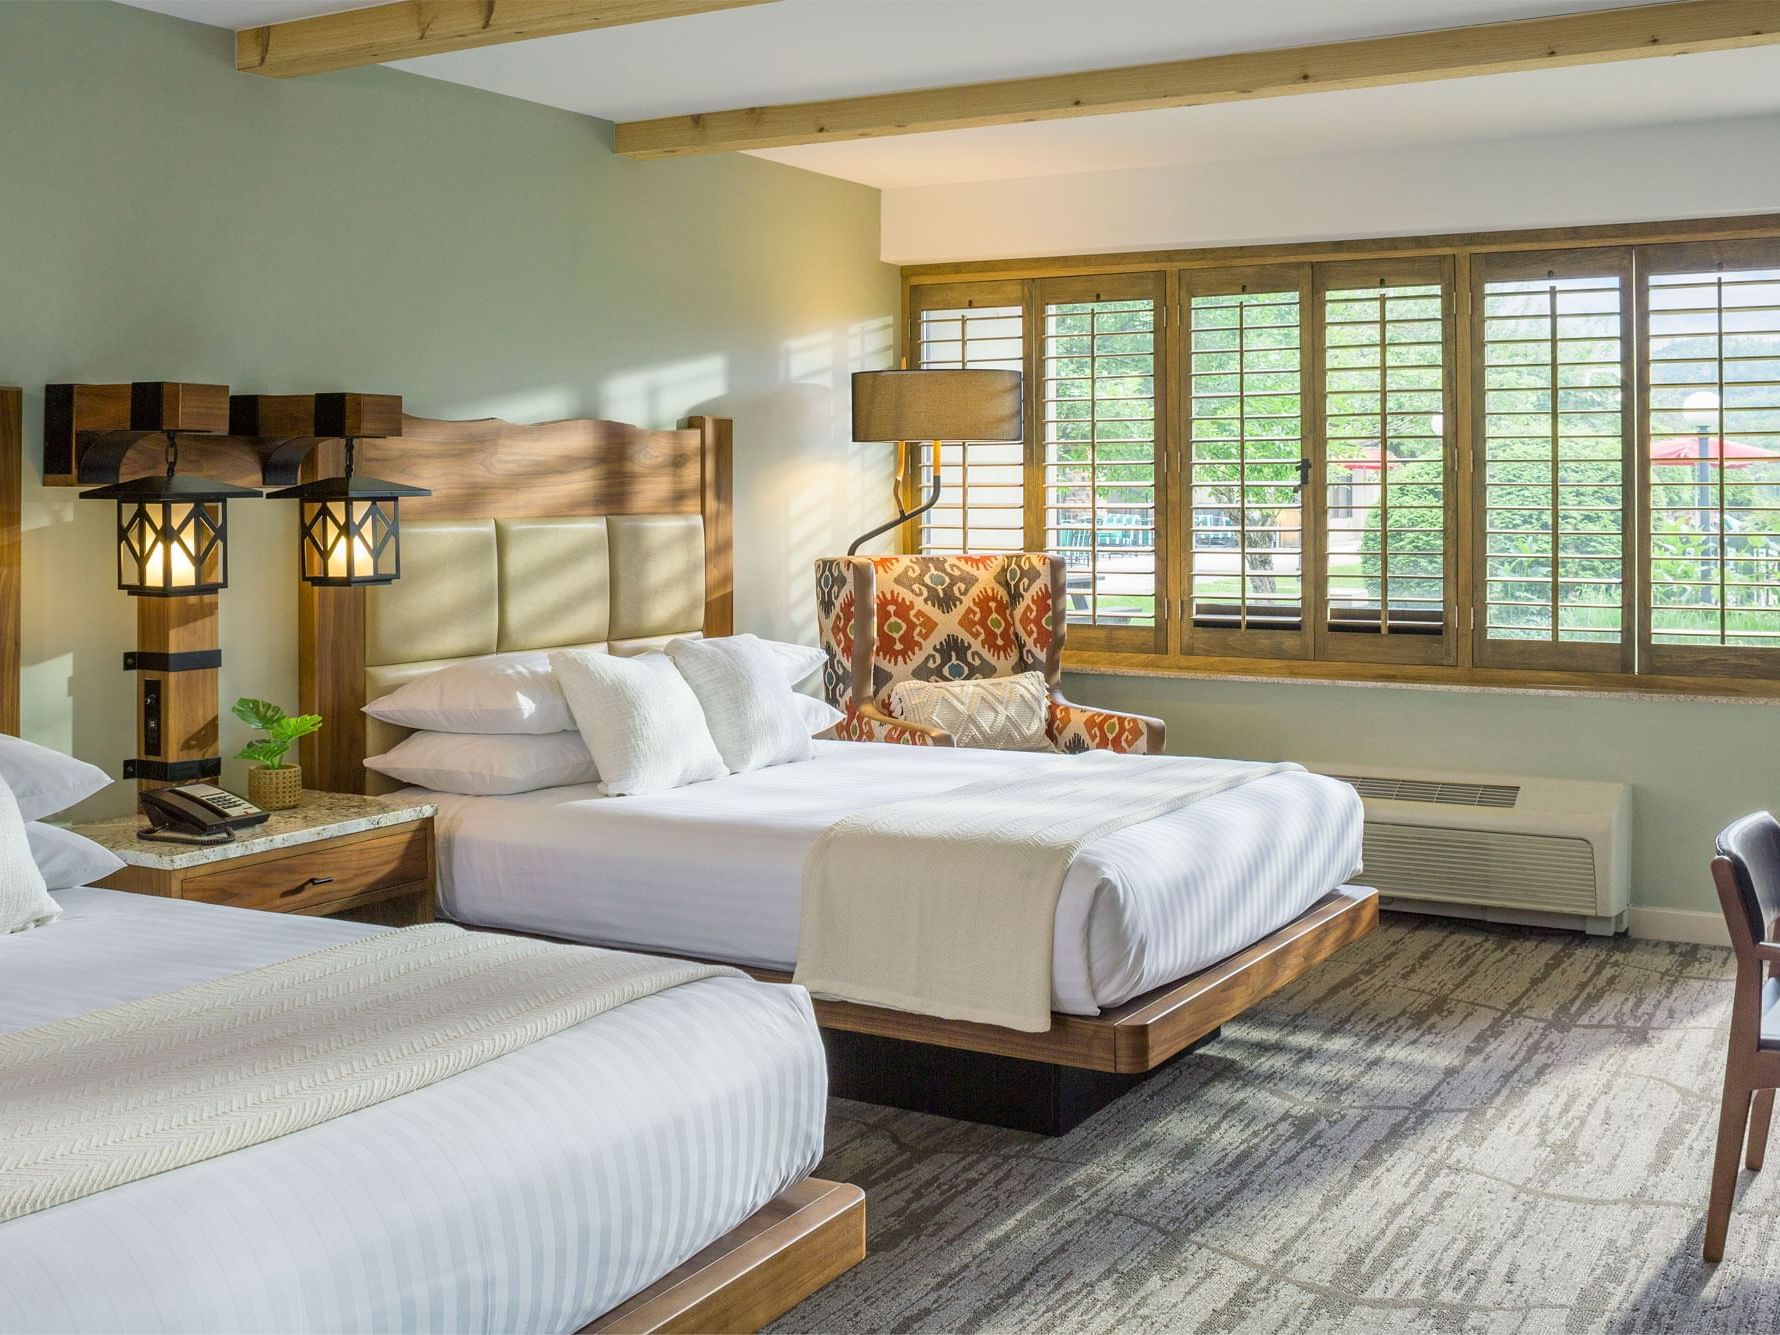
[1061,651,1780,707]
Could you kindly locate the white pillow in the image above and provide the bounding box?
[0,781,59,933]
[551,650,726,797]
[364,641,825,737]
[759,638,826,689]
[27,822,125,891]
[891,671,1055,752]
[0,735,111,822]
[365,731,598,796]
[667,635,814,774]
[364,650,576,736]
[794,693,843,736]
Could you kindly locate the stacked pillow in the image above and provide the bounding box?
[0,734,123,934]
[365,636,841,798]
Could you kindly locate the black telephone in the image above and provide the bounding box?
[139,783,270,844]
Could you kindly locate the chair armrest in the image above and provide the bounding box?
[1047,695,1166,755]
[1755,941,1780,967]
[834,703,954,747]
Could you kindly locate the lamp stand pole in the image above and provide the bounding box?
[848,439,942,555]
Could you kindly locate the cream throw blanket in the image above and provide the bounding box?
[796,751,1297,1032]
[0,924,738,1224]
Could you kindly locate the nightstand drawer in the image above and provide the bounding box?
[182,824,430,913]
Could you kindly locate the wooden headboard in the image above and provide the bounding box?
[299,413,732,793]
[0,387,18,735]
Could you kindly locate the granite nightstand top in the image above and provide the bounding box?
[68,792,438,870]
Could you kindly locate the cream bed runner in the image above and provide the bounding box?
[0,924,738,1224]
[795,751,1297,1032]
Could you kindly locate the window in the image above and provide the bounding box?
[1184,266,1311,659]
[1473,250,1632,673]
[1643,241,1780,678]
[902,217,1780,696]
[1316,260,1455,664]
[1037,274,1163,647]
[910,281,1027,554]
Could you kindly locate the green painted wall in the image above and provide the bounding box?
[0,1,897,812]
[1065,669,1779,916]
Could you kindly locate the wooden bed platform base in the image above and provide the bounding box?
[753,886,1378,1134]
[582,1178,865,1334]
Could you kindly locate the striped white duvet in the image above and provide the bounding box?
[0,889,827,1335]
[425,739,1367,1015]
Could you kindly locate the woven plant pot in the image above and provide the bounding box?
[247,764,302,811]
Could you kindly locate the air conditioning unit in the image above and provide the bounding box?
[1307,764,1631,936]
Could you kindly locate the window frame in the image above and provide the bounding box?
[897,211,1780,701]
[1310,256,1459,668]
[1179,263,1316,663]
[1031,270,1168,657]
[1469,246,1636,676]
[906,278,1031,557]
[1637,238,1780,684]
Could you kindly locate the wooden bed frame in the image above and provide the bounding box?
[4,388,860,1334]
[295,409,1380,1134]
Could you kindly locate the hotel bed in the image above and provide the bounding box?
[0,886,836,1335]
[413,741,1364,1017]
[295,410,1378,1132]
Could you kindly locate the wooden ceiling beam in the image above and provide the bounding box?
[615,0,1780,159]
[237,0,777,78]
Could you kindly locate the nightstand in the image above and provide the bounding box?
[70,792,439,925]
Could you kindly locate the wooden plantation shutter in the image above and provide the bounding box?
[1471,248,1634,673]
[1182,264,1314,659]
[909,280,1028,554]
[1036,272,1165,652]
[1640,239,1780,679]
[1313,257,1457,665]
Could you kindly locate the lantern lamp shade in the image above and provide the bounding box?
[267,473,429,587]
[79,472,261,597]
[851,369,1022,443]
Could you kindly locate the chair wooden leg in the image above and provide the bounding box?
[1748,1087,1776,1171]
[1706,1078,1753,1263]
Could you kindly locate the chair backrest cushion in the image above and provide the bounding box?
[1718,811,1780,951]
[816,554,1062,714]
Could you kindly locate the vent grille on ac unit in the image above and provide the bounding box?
[1362,825,1599,916]
[1331,774,1520,808]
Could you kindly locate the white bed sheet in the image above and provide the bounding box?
[0,888,826,1335]
[425,740,1365,1016]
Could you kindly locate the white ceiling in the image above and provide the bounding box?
[124,0,1780,188]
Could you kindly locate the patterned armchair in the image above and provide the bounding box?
[814,554,1165,754]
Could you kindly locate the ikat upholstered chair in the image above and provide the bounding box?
[814,553,1165,753]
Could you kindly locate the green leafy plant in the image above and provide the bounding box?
[231,698,322,771]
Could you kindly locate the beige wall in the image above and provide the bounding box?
[1,1,897,815]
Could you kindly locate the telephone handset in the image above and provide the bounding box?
[139,783,270,844]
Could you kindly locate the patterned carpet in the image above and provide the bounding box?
[774,915,1780,1334]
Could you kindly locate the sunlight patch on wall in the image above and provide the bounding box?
[601,356,729,425]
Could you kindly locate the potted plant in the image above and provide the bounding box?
[232,698,322,811]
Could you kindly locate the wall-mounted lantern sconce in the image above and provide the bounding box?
[75,383,261,597]
[235,392,428,587]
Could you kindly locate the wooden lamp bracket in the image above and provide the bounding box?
[43,384,403,488]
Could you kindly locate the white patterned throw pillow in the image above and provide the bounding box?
[890,671,1055,752]
[0,778,60,933]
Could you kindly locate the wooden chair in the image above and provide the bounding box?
[1704,811,1780,1262]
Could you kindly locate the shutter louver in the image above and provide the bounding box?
[913,285,1026,554]
[1316,259,1455,664]
[1185,266,1312,659]
[1039,274,1164,647]
[1643,241,1780,676]
[1474,249,1633,672]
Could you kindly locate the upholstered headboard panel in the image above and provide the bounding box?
[355,515,707,790]
[299,413,731,794]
